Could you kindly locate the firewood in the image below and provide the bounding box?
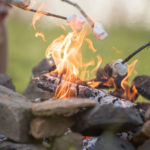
[37,74,136,108]
[133,75,150,100]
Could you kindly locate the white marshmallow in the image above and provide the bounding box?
[112,59,128,77]
[67,14,85,30]
[93,22,108,40]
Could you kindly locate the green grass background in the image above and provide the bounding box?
[7,18,150,98]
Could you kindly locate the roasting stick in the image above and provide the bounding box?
[10,0,108,39]
[122,42,150,64]
[105,42,150,77]
[14,5,67,20]
[61,0,108,40]
[8,0,67,20]
[61,0,94,27]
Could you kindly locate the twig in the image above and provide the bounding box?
[61,0,94,27]
[14,5,67,20]
[122,42,150,64]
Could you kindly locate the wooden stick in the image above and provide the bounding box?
[14,5,67,20]
[61,0,94,27]
[37,74,136,108]
[122,42,150,64]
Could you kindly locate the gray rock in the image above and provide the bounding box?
[23,78,52,100]
[138,140,150,150]
[134,75,150,100]
[30,117,74,139]
[145,108,150,120]
[131,120,150,146]
[137,102,150,112]
[23,57,56,100]
[32,57,56,76]
[72,104,143,136]
[0,74,15,91]
[0,135,7,142]
[0,86,32,142]
[0,141,46,150]
[140,120,150,138]
[93,132,136,150]
[52,133,82,150]
[31,98,98,117]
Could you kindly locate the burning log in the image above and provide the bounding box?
[91,42,150,101]
[133,75,150,100]
[37,74,136,108]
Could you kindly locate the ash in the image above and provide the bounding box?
[82,137,98,150]
[64,129,98,150]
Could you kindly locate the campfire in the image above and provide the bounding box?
[0,0,150,150]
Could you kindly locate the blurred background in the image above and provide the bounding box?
[6,0,150,94]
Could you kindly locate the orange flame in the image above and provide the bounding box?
[85,38,97,53]
[121,59,138,100]
[88,81,102,88]
[35,32,46,42]
[32,3,46,30]
[56,22,66,31]
[112,46,122,54]
[31,5,138,101]
[46,27,102,98]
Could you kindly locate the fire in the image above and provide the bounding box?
[121,59,138,101]
[45,27,102,98]
[88,81,102,88]
[85,38,97,53]
[31,4,138,101]
[35,32,46,42]
[56,22,66,31]
[32,3,46,30]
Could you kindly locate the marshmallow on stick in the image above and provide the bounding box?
[8,0,30,8]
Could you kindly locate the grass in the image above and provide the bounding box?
[7,18,150,100]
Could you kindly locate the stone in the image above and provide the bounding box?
[30,117,74,139]
[134,75,150,100]
[0,134,7,142]
[52,133,82,150]
[131,120,150,146]
[72,104,143,136]
[145,108,150,120]
[138,140,150,150]
[23,78,52,100]
[0,85,32,142]
[140,120,150,138]
[137,102,150,112]
[23,57,56,100]
[32,57,56,76]
[31,98,98,117]
[93,132,136,150]
[0,141,46,150]
[0,74,15,91]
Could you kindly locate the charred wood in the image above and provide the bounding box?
[95,64,126,89]
[37,74,136,108]
[133,75,150,100]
